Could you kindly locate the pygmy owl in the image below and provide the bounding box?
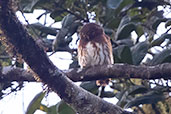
[78,23,114,86]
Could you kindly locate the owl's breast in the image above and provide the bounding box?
[78,42,113,68]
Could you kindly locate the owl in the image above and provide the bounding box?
[78,23,114,86]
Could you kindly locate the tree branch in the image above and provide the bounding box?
[1,63,170,83]
[0,66,35,82]
[66,63,171,81]
[0,1,133,114]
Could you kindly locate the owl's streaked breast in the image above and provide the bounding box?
[78,41,113,68]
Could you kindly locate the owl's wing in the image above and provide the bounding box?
[105,35,114,64]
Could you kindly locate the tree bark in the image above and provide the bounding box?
[0,66,35,82]
[67,63,171,81]
[1,63,170,82]
[0,0,134,114]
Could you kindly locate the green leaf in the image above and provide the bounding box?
[50,10,67,22]
[114,45,133,64]
[151,33,171,47]
[116,16,136,40]
[124,91,166,108]
[128,85,148,95]
[149,48,171,65]
[133,1,161,10]
[56,100,76,114]
[115,39,134,47]
[101,91,115,98]
[80,81,98,94]
[47,105,57,114]
[116,90,128,107]
[39,104,48,112]
[20,0,40,12]
[107,0,135,16]
[152,18,167,31]
[107,0,122,9]
[116,0,135,15]
[26,91,46,114]
[150,10,165,30]
[52,15,81,51]
[117,23,135,40]
[135,25,144,38]
[118,16,130,27]
[105,17,121,30]
[29,23,58,36]
[165,19,171,28]
[104,28,114,36]
[27,0,58,12]
[61,14,77,28]
[67,22,82,37]
[131,41,149,65]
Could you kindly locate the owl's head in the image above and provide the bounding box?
[80,23,103,40]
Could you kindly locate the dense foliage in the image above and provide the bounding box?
[0,0,171,114]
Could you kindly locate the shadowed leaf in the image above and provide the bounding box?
[165,19,171,28]
[114,45,133,64]
[151,33,171,47]
[20,0,40,12]
[29,23,58,36]
[107,0,123,9]
[56,100,76,114]
[116,16,136,40]
[128,85,148,95]
[131,41,149,65]
[80,81,98,94]
[125,91,166,108]
[107,0,135,16]
[26,91,46,114]
[149,48,171,65]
